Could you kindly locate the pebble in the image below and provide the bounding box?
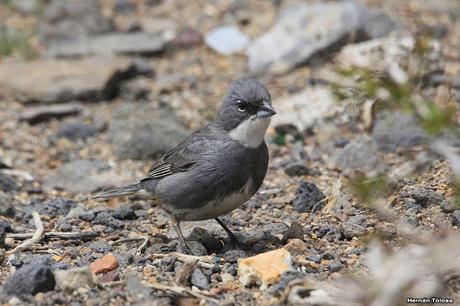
[4,263,56,296]
[224,249,246,264]
[270,270,308,295]
[328,260,344,272]
[66,206,95,221]
[342,215,367,239]
[221,272,234,284]
[112,205,137,220]
[89,240,113,254]
[284,162,309,176]
[54,267,94,291]
[292,180,325,213]
[409,187,444,207]
[238,248,292,290]
[90,253,119,275]
[56,121,101,140]
[187,227,222,253]
[205,25,250,55]
[332,135,383,176]
[372,112,428,152]
[452,210,460,226]
[190,268,210,290]
[92,211,125,229]
[283,238,306,255]
[19,103,83,124]
[282,222,304,242]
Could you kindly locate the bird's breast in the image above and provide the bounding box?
[175,177,254,221]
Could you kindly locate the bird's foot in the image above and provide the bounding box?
[180,242,193,255]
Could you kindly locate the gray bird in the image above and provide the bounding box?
[93,78,276,254]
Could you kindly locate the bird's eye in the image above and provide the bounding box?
[236,100,248,112]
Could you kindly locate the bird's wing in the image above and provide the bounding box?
[140,125,216,181]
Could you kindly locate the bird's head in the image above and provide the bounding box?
[216,78,276,148]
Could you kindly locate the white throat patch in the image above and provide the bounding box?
[229,116,271,148]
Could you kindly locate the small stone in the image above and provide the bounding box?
[97,270,119,283]
[0,57,152,104]
[372,112,428,152]
[120,77,151,101]
[190,268,210,290]
[89,240,112,254]
[11,0,41,14]
[45,159,133,194]
[247,2,395,72]
[224,250,246,264]
[109,104,189,160]
[155,73,184,94]
[187,227,222,253]
[20,103,83,124]
[39,0,112,42]
[292,180,325,213]
[34,198,76,218]
[0,172,19,192]
[272,87,336,132]
[238,248,292,290]
[284,162,309,176]
[270,270,308,295]
[452,210,460,226]
[66,206,95,221]
[306,255,321,264]
[56,121,101,140]
[45,32,167,58]
[322,253,335,260]
[54,267,94,291]
[90,253,119,275]
[92,211,125,229]
[4,263,56,296]
[282,222,304,242]
[126,276,151,300]
[404,198,422,212]
[342,215,367,239]
[112,206,137,220]
[221,272,234,284]
[173,26,203,48]
[409,187,444,207]
[441,200,456,213]
[4,237,15,249]
[187,241,208,256]
[205,25,250,55]
[332,135,383,176]
[283,239,306,255]
[328,260,344,272]
[405,208,419,226]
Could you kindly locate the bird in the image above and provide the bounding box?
[93,78,276,254]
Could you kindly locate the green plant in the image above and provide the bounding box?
[0,26,38,60]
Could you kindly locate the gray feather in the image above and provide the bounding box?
[91,183,142,199]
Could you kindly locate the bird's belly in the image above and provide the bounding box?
[175,178,254,221]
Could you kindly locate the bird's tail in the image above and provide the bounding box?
[91,183,142,200]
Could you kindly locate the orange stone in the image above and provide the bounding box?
[238,248,292,290]
[90,253,119,275]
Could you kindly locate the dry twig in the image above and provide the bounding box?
[149,253,218,269]
[7,231,97,240]
[146,282,218,302]
[8,212,44,254]
[111,236,149,255]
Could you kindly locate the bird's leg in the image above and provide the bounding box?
[171,216,192,255]
[215,217,241,249]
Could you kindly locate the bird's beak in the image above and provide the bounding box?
[256,101,277,118]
